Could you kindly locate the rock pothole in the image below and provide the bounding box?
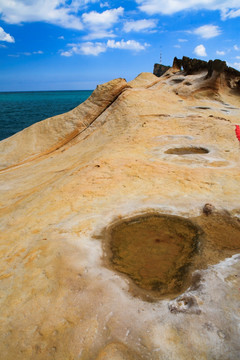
[170,78,185,84]
[195,106,211,110]
[165,146,209,155]
[100,210,240,302]
[103,214,201,299]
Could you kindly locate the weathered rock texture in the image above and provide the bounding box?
[153,63,170,77]
[0,78,128,170]
[0,59,240,360]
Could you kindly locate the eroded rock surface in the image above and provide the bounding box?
[0,78,128,170]
[103,214,201,299]
[0,60,240,360]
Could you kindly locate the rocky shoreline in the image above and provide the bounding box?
[0,58,240,360]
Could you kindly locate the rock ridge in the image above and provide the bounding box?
[154,56,240,91]
[0,78,128,171]
[0,60,240,360]
[173,56,240,81]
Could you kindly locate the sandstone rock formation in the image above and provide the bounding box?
[153,63,170,77]
[0,58,240,360]
[0,78,128,170]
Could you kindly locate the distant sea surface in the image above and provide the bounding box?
[0,90,93,141]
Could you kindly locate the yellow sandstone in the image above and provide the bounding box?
[0,62,240,359]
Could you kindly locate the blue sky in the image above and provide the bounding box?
[0,0,240,91]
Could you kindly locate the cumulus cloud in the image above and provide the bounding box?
[61,42,107,56]
[0,2,123,37]
[135,0,240,19]
[193,25,221,39]
[82,7,123,39]
[80,41,107,55]
[107,39,149,51]
[234,45,240,51]
[0,0,83,30]
[216,50,225,55]
[194,44,207,57]
[123,19,157,32]
[0,26,14,42]
[61,38,149,56]
[82,7,123,29]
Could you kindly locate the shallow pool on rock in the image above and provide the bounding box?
[105,214,201,298]
[165,147,209,155]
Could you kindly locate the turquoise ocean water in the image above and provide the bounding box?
[0,90,93,141]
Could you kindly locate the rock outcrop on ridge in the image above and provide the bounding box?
[0,58,240,360]
[153,63,170,77]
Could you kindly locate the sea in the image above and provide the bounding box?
[0,90,93,141]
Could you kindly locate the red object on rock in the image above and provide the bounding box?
[235,125,240,141]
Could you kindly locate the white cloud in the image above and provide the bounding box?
[61,50,72,57]
[100,2,109,8]
[0,26,14,42]
[123,19,157,32]
[83,30,116,40]
[216,50,225,55]
[222,8,240,19]
[193,25,221,39]
[20,50,43,55]
[194,44,207,57]
[61,42,107,56]
[58,36,64,40]
[234,45,240,51]
[178,38,188,42]
[82,7,123,39]
[0,43,7,47]
[107,39,149,51]
[61,38,149,56]
[80,41,107,55]
[174,44,181,48]
[135,0,240,19]
[0,0,83,30]
[8,50,44,56]
[82,7,123,29]
[236,56,240,59]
